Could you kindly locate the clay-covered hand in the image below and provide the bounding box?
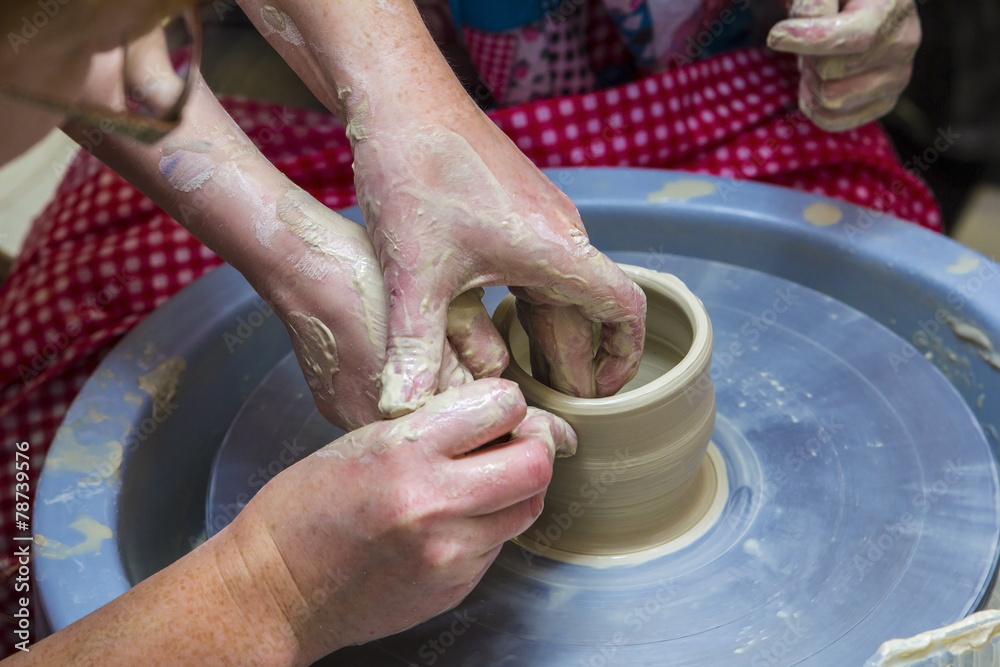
[257,188,516,430]
[767,0,921,132]
[225,378,577,664]
[350,106,646,417]
[222,184,387,431]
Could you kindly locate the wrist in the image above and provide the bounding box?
[257,194,380,304]
[210,512,313,666]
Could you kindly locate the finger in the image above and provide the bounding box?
[799,58,910,129]
[450,408,575,515]
[514,260,647,397]
[313,379,525,467]
[470,492,547,554]
[514,407,578,459]
[573,267,646,397]
[378,266,450,417]
[514,296,552,388]
[447,288,509,380]
[408,377,528,458]
[812,10,920,80]
[124,26,185,116]
[594,317,645,398]
[806,64,911,112]
[800,91,898,132]
[437,341,474,392]
[517,301,598,397]
[550,262,646,341]
[769,0,905,56]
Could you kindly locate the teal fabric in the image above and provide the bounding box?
[449,0,546,32]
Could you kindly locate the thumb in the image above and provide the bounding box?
[124,26,186,117]
[768,0,843,54]
[378,270,451,418]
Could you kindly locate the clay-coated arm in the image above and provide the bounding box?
[238,0,648,415]
[64,46,389,429]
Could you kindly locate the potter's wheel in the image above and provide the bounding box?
[207,254,1000,666]
[34,169,1000,663]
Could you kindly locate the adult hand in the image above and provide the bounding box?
[253,188,389,430]
[6,379,574,665]
[227,378,577,663]
[235,0,646,414]
[350,103,646,416]
[259,189,516,430]
[767,0,921,132]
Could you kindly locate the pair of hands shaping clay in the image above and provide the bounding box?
[275,118,649,430]
[281,0,922,428]
[6,0,926,661]
[200,1,926,660]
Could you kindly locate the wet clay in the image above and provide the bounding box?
[803,202,843,227]
[647,180,717,204]
[866,609,1000,666]
[493,265,720,565]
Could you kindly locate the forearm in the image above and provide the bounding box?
[62,50,323,293]
[236,0,473,125]
[237,0,646,407]
[3,529,301,666]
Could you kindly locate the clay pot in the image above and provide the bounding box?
[492,264,720,565]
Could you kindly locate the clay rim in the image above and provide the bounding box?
[492,264,713,417]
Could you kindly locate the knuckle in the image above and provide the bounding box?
[631,286,648,322]
[421,540,466,572]
[385,502,426,534]
[386,483,445,531]
[476,347,509,378]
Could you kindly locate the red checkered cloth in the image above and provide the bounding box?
[497,49,939,225]
[0,45,939,655]
[464,27,519,100]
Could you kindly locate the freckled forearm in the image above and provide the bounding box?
[235,0,473,125]
[1,531,302,666]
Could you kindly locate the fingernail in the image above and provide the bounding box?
[550,411,579,458]
[556,427,578,458]
[768,28,787,47]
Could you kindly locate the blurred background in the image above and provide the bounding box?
[1,0,997,281]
